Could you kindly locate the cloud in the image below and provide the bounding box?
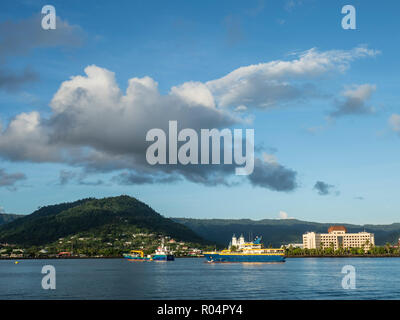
[389,114,400,133]
[0,14,84,92]
[330,84,376,117]
[0,206,4,213]
[0,64,297,190]
[0,67,39,91]
[0,67,236,165]
[284,0,304,11]
[0,46,378,190]
[262,152,279,165]
[354,196,364,200]
[0,65,247,188]
[0,15,84,60]
[306,125,326,135]
[58,170,104,186]
[58,170,77,185]
[278,210,294,219]
[278,211,290,219]
[245,0,266,16]
[313,180,335,196]
[170,81,216,108]
[0,168,26,190]
[234,105,247,112]
[112,171,182,185]
[206,46,379,109]
[0,111,61,162]
[248,154,297,191]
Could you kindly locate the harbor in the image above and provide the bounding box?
[2,257,400,299]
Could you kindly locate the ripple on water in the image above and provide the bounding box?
[1,258,400,299]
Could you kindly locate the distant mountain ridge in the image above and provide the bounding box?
[172,218,400,247]
[0,196,208,246]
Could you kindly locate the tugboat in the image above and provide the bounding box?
[123,250,152,261]
[204,234,285,263]
[152,238,174,261]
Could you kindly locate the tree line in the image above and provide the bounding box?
[284,242,399,256]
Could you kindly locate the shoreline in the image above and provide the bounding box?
[286,255,400,258]
[1,255,400,260]
[0,256,205,260]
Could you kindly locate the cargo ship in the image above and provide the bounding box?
[204,234,285,263]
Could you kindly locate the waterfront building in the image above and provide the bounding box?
[390,238,400,249]
[303,226,374,251]
[57,251,72,257]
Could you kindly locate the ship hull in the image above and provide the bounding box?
[152,254,174,261]
[123,254,151,261]
[204,253,285,263]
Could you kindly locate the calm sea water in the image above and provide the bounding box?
[0,257,399,299]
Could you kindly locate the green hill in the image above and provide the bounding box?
[0,213,22,226]
[172,218,400,247]
[0,196,207,246]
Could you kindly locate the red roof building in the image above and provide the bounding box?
[328,226,347,233]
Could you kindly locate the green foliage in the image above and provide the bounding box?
[284,245,400,256]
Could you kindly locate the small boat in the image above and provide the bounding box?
[152,238,174,261]
[123,250,151,261]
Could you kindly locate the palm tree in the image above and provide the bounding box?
[385,242,392,254]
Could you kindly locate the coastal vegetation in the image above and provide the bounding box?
[284,243,400,257]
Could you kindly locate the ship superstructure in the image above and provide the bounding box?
[123,238,174,262]
[152,238,174,261]
[204,234,285,263]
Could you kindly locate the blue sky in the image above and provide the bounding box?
[0,0,400,224]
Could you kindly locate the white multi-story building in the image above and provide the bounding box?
[303,226,375,250]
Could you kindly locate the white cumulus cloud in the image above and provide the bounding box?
[278,211,293,219]
[206,46,379,109]
[0,45,379,190]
